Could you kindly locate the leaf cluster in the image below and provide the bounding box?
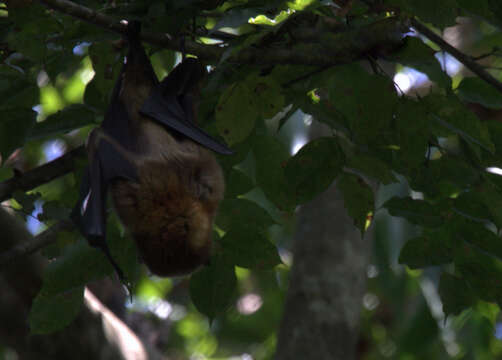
[2,0,502,339]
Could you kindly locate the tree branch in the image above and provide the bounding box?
[0,219,75,268]
[411,18,502,95]
[37,0,409,66]
[37,0,221,61]
[0,145,86,203]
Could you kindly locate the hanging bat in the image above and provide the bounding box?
[72,21,231,283]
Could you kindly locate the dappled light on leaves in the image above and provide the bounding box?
[4,0,502,359]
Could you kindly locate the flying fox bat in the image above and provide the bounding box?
[72,22,231,283]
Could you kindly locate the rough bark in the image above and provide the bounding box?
[275,124,372,360]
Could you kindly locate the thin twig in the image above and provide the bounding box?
[411,18,502,95]
[37,0,221,60]
[0,219,75,268]
[37,0,409,66]
[0,145,86,203]
[472,49,500,61]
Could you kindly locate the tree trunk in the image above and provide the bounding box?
[275,124,372,360]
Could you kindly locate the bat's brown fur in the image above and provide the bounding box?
[91,32,225,277]
[110,144,224,276]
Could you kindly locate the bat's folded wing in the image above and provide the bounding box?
[140,87,233,155]
[72,93,138,283]
[72,140,136,282]
[73,98,138,240]
[72,156,106,240]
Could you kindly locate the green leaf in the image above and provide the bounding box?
[486,121,502,165]
[426,94,495,154]
[39,201,71,222]
[292,90,348,132]
[454,242,502,305]
[391,37,451,89]
[347,154,397,185]
[215,82,258,145]
[212,8,264,32]
[454,191,492,223]
[453,219,502,261]
[253,135,295,211]
[438,273,476,317]
[41,240,112,295]
[29,104,97,140]
[224,168,255,198]
[457,77,502,109]
[246,74,285,118]
[189,254,236,320]
[0,107,37,159]
[150,49,176,81]
[399,230,453,269]
[6,4,60,63]
[88,41,123,101]
[386,0,458,28]
[457,0,502,29]
[12,190,39,214]
[0,65,39,108]
[83,78,107,110]
[409,156,480,198]
[29,286,84,334]
[215,74,284,145]
[474,182,502,229]
[337,172,374,233]
[216,198,276,232]
[393,99,430,170]
[383,196,445,227]
[219,226,281,269]
[106,215,140,284]
[0,166,13,181]
[326,64,398,145]
[285,137,344,204]
[41,230,74,259]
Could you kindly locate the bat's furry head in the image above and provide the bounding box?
[110,152,224,276]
